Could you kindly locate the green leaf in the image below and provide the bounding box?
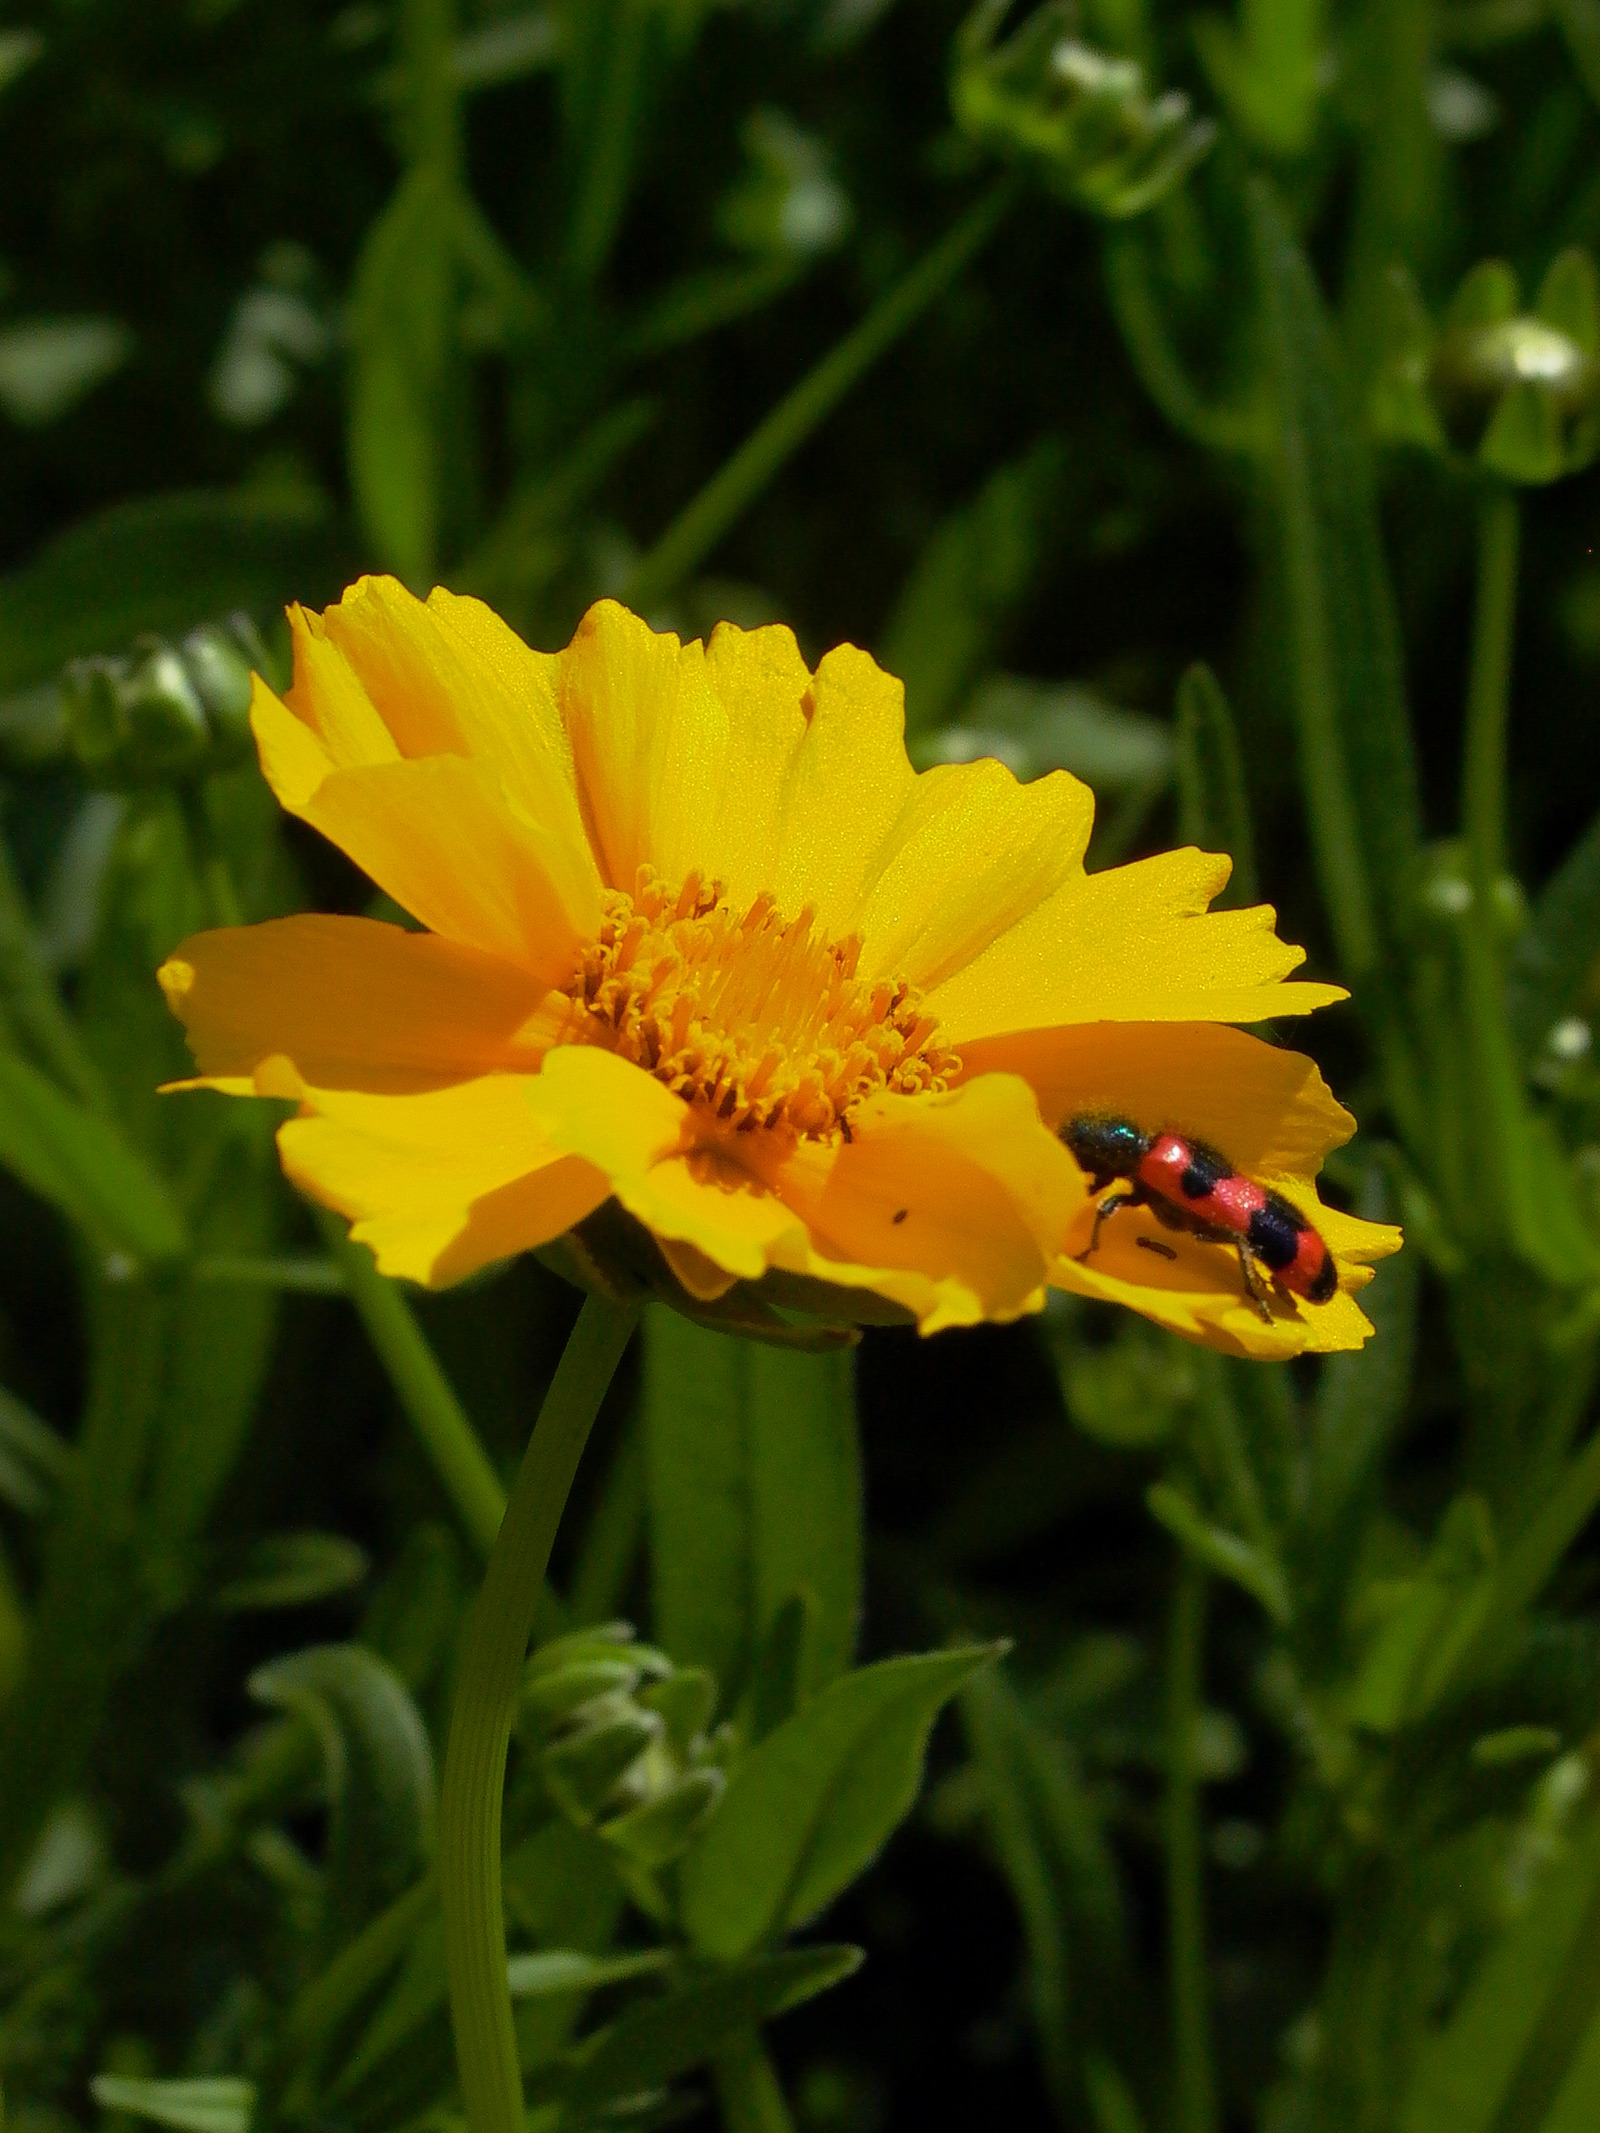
[1084,2054,1152,2133]
[0,487,334,702]
[88,2081,253,2133]
[1145,1482,1292,1624]
[217,1532,371,1612]
[346,165,456,583]
[1399,1806,1600,2133]
[249,1643,437,1944]
[1536,247,1600,356]
[0,1047,187,1265]
[1480,379,1566,484]
[643,1305,862,1708]
[1174,663,1258,906]
[922,675,1172,792]
[507,1947,671,1998]
[1193,0,1324,159]
[679,1644,1001,1957]
[1249,176,1422,993]
[544,1946,864,2117]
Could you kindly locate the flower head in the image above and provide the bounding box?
[159,578,1399,1353]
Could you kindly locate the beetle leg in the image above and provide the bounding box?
[1236,1239,1275,1322]
[1076,1185,1139,1262]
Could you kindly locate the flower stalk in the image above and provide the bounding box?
[1166,1556,1216,2133]
[440,1293,639,2133]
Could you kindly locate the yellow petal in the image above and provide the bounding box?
[698,618,815,904]
[767,1072,1089,1332]
[961,1020,1355,1173]
[266,1064,609,1286]
[1051,1242,1382,1357]
[926,845,1345,1043]
[852,757,1093,993]
[322,580,597,883]
[770,643,915,936]
[281,614,400,772]
[562,606,819,905]
[252,681,591,983]
[158,916,562,1094]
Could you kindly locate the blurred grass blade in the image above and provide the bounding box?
[0,1383,71,1518]
[1399,1805,1600,2133]
[1174,663,1258,905]
[545,1945,862,2117]
[217,1532,370,1612]
[321,1215,507,1559]
[0,1048,186,1265]
[88,2080,254,2133]
[249,1643,437,1946]
[562,0,652,283]
[624,180,1016,612]
[961,1667,1127,2117]
[642,1305,862,1712]
[1145,1481,1290,1624]
[1103,229,1262,456]
[1506,803,1600,1057]
[1248,177,1422,991]
[347,166,456,585]
[1556,0,1600,107]
[880,437,1067,736]
[456,397,657,610]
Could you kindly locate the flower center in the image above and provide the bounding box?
[567,866,960,1138]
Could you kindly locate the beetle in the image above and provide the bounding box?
[1060,1114,1337,1319]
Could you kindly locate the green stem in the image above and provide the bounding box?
[440,1293,639,2133]
[1103,230,1262,458]
[1464,484,1520,915]
[178,787,244,930]
[0,834,107,1113]
[1458,485,1531,1251]
[318,1213,508,1560]
[399,0,460,176]
[713,2032,798,2133]
[1166,1558,1216,2133]
[623,181,1016,613]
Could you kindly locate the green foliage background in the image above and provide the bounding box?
[6,3,1600,2131]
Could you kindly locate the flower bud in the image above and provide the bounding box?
[952,1,1213,220]
[538,1697,664,1824]
[1373,250,1600,484]
[599,1765,726,1870]
[59,612,271,789]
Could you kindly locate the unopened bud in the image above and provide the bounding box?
[952,2,1213,221]
[599,1766,726,1869]
[1374,251,1600,485]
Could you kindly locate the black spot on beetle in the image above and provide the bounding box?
[1247,1200,1302,1271]
[892,1208,908,1225]
[1179,1143,1227,1199]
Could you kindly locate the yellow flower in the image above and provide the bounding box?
[158,577,1399,1354]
